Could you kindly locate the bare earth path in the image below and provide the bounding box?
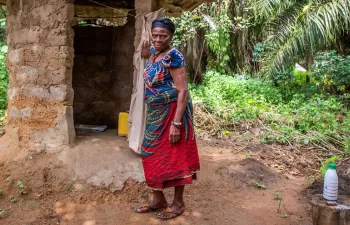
[114,143,312,225]
[0,133,313,225]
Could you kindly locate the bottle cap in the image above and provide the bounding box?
[328,163,336,169]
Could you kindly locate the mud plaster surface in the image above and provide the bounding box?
[5,0,75,149]
[4,0,156,149]
[59,130,144,192]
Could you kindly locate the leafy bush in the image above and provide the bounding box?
[191,70,350,153]
[0,43,7,126]
[0,15,7,127]
[271,67,320,102]
[172,12,206,48]
[172,0,249,73]
[311,50,350,94]
[252,42,265,64]
[293,69,309,84]
[190,71,282,121]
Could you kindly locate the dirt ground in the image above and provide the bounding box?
[0,132,318,225]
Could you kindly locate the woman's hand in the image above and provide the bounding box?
[169,124,180,144]
[141,40,151,59]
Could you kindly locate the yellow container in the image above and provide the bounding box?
[118,112,129,137]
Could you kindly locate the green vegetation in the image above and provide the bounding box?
[0,1,348,156]
[0,42,7,126]
[320,156,341,175]
[17,180,27,195]
[311,50,350,95]
[250,0,350,77]
[171,0,350,155]
[0,7,7,128]
[190,70,350,153]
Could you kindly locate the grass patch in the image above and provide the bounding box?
[190,70,350,153]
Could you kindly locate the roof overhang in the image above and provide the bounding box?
[162,0,215,17]
[0,0,216,24]
[74,0,214,17]
[73,0,214,26]
[0,0,215,15]
[74,0,134,9]
[74,0,133,26]
[74,5,130,26]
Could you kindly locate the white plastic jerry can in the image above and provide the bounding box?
[323,163,338,201]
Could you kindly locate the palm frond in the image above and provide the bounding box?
[265,1,307,40]
[250,0,298,21]
[262,0,350,77]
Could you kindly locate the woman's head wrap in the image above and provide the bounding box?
[152,17,176,34]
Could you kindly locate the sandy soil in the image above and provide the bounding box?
[0,133,314,225]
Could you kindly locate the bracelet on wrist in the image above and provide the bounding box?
[171,121,182,129]
[172,121,182,126]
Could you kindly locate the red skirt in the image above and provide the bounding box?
[141,101,200,190]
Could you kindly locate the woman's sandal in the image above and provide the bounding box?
[156,207,184,220]
[133,203,165,213]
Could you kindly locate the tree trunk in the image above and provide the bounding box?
[304,50,313,82]
[181,28,208,84]
[311,194,350,225]
[228,0,251,74]
[305,51,313,71]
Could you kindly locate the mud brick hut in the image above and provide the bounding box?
[1,0,211,151]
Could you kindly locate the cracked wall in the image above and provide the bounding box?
[5,0,75,151]
[3,0,161,151]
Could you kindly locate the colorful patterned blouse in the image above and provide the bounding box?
[143,46,186,104]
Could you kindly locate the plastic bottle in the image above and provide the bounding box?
[323,163,338,202]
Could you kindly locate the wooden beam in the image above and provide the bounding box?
[74,0,134,9]
[75,5,130,19]
[160,0,215,17]
[74,5,130,26]
[173,0,215,10]
[74,17,127,26]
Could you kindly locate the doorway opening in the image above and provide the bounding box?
[72,1,135,131]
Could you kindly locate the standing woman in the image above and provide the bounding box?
[133,17,200,220]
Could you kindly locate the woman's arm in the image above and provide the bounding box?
[169,67,188,143]
[141,41,151,59]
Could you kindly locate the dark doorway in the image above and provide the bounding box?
[72,16,135,128]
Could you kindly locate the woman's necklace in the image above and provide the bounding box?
[151,45,170,62]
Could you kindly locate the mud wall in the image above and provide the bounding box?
[73,16,135,128]
[134,0,158,49]
[5,0,75,151]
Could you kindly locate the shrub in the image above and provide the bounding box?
[190,71,282,121]
[0,43,8,126]
[311,50,350,94]
[191,70,350,152]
